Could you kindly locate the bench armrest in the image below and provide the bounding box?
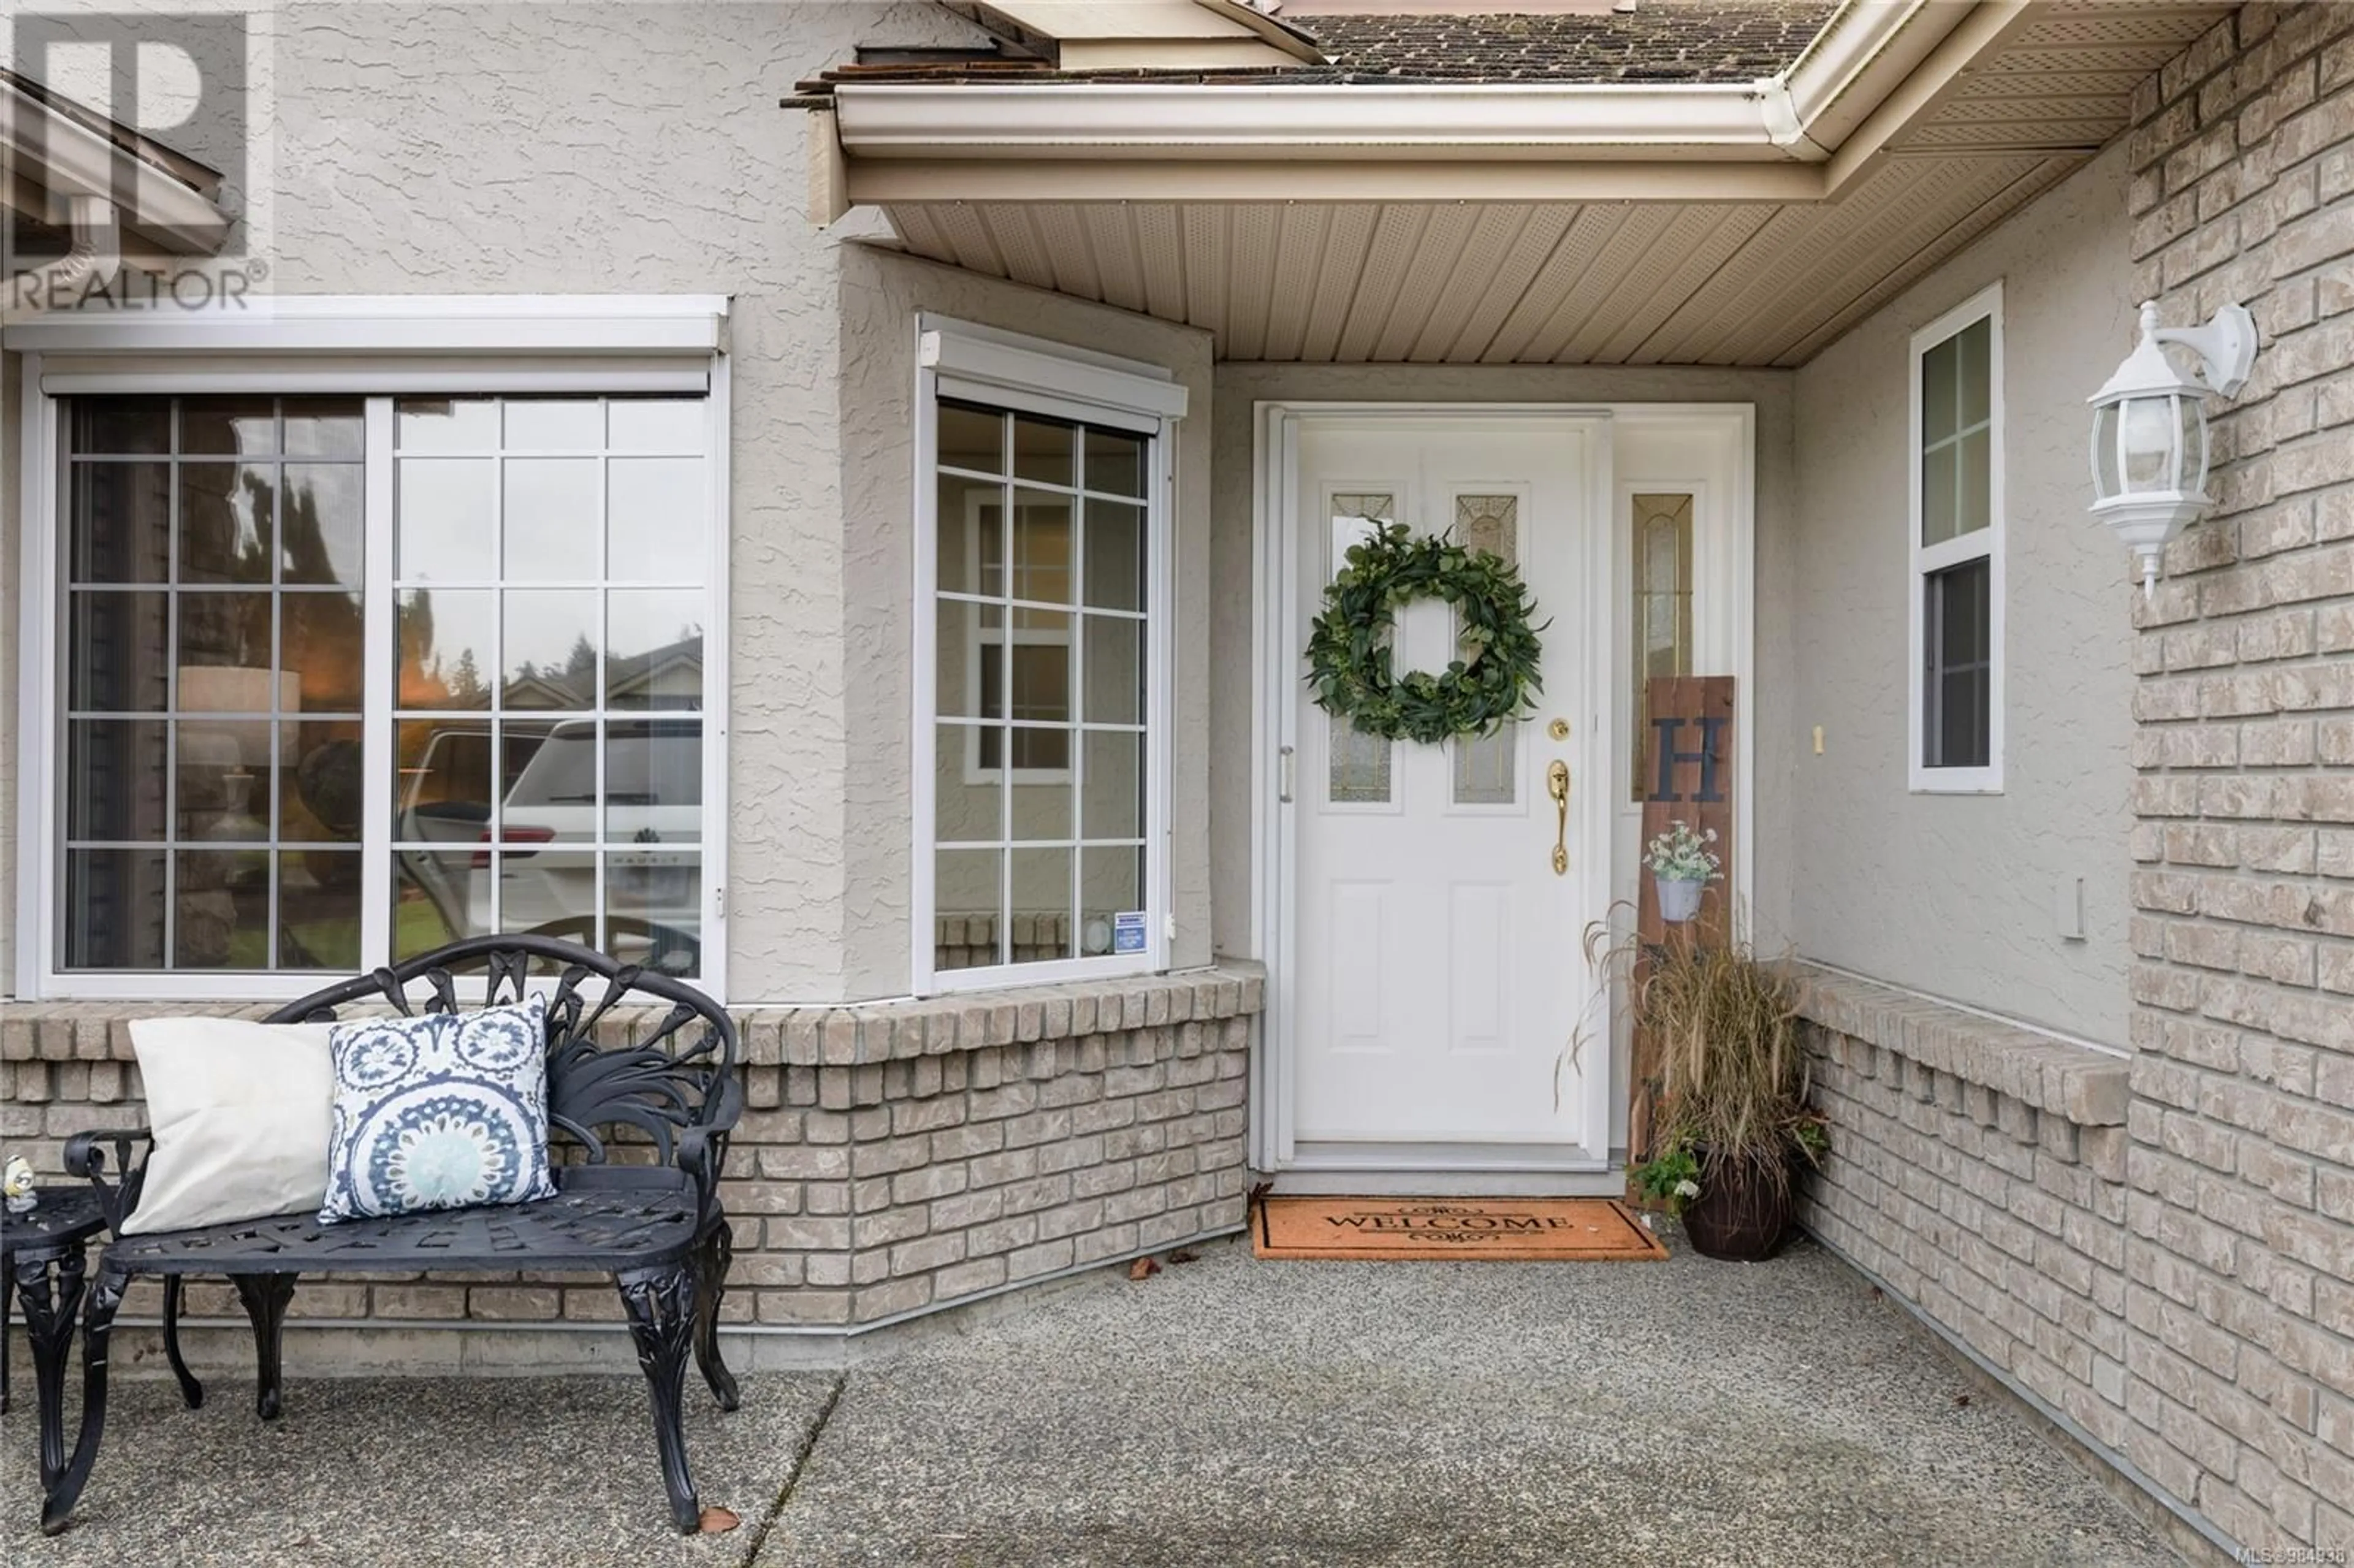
[677,1071,744,1206]
[63,1126,155,1235]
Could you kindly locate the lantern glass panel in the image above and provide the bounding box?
[2092,402,2124,500]
[2122,394,2178,491]
[2177,395,2208,495]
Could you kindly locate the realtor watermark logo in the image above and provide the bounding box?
[4,6,265,316]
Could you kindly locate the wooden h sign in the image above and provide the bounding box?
[1630,675,1737,1159]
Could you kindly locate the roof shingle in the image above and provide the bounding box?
[1289,5,1839,85]
[804,2,1838,89]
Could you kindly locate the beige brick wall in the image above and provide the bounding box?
[1796,969,2137,1453]
[2123,2,2354,1553]
[1,969,1260,1333]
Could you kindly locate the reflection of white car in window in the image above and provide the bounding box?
[467,717,703,970]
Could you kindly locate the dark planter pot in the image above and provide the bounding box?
[1682,1143,1796,1262]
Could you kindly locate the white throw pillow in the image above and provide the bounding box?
[123,1017,338,1236]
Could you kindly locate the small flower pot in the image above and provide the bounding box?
[1655,875,1705,924]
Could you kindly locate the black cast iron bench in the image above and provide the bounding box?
[41,935,744,1536]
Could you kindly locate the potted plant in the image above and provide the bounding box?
[1602,926,1825,1261]
[1644,820,1720,924]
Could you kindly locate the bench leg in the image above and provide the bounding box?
[616,1262,701,1533]
[231,1273,298,1421]
[40,1262,126,1536]
[692,1218,740,1412]
[162,1276,204,1409]
[12,1241,89,1494]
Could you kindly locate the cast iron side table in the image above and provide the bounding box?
[2,1188,109,1500]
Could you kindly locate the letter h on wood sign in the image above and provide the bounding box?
[1650,714,1729,804]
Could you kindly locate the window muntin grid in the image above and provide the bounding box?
[55,392,714,979]
[390,397,709,976]
[932,399,1151,972]
[61,395,367,972]
[1911,295,2000,783]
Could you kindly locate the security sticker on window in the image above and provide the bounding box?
[1112,911,1148,955]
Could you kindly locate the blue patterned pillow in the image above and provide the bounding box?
[319,995,557,1224]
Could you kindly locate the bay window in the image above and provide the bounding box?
[915,319,1183,992]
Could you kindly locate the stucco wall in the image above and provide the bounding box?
[834,245,1217,1000]
[267,3,990,1004]
[1,351,18,989]
[1206,362,1802,969]
[1791,145,2139,1045]
[2,2,1064,1004]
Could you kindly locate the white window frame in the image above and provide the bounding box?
[912,315,1185,995]
[12,296,733,1001]
[1907,281,2005,794]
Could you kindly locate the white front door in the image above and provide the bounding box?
[1290,419,1604,1155]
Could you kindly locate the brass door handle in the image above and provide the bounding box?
[1547,760,1570,876]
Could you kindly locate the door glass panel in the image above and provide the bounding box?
[1328,494,1395,805]
[1452,494,1520,806]
[1630,493,1694,799]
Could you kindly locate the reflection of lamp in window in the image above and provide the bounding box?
[178,668,302,840]
[178,666,302,773]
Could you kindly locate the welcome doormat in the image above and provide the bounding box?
[1251,1197,1669,1262]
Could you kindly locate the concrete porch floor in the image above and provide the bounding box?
[6,1229,2184,1567]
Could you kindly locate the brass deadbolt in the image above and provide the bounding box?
[1547,718,1571,741]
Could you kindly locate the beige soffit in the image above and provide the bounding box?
[832,1,1964,197]
[833,1,2233,366]
[1,70,229,254]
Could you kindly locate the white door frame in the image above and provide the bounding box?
[1249,402,1757,1184]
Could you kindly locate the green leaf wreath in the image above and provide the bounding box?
[1306,521,1547,744]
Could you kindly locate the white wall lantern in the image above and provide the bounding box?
[2087,299,2258,596]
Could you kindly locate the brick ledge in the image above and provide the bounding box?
[0,963,1267,1070]
[1791,964,2127,1127]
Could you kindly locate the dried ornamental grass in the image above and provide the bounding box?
[1582,914,1821,1198]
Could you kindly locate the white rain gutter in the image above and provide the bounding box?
[5,193,120,318]
[829,0,1951,172]
[0,75,230,254]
